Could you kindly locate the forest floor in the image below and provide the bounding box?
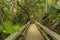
[25,24,44,40]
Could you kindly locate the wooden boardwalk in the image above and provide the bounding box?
[5,22,60,40]
[25,24,44,40]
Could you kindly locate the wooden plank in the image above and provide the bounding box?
[4,22,30,40]
[25,24,44,40]
[40,29,50,40]
[36,24,50,40]
[36,21,60,40]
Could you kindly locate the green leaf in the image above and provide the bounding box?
[53,4,60,10]
[3,21,14,34]
[13,24,22,32]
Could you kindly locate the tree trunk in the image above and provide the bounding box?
[0,0,3,24]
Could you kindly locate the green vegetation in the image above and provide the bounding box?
[0,21,22,34]
[3,21,22,34]
[0,0,60,40]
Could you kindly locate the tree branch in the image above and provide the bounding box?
[17,0,27,12]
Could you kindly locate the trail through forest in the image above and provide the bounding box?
[25,24,44,40]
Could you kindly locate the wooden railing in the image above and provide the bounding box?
[36,24,50,40]
[4,21,60,40]
[4,22,30,40]
[35,21,60,40]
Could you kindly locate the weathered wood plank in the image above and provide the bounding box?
[36,21,60,40]
[36,24,50,40]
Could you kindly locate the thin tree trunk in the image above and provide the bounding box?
[46,0,48,13]
[0,0,4,24]
[42,0,48,20]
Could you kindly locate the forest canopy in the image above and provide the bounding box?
[0,0,60,40]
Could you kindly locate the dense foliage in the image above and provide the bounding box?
[0,0,60,40]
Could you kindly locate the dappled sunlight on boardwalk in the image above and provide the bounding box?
[25,24,44,40]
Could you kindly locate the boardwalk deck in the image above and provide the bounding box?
[25,24,44,40]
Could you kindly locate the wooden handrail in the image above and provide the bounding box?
[36,24,49,40]
[4,22,30,40]
[35,21,60,40]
